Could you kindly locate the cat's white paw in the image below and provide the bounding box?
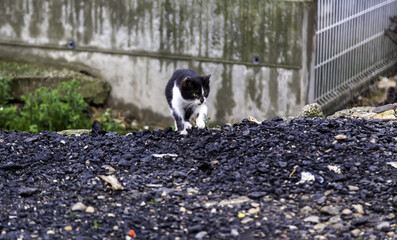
[180,129,188,135]
[184,122,192,130]
[196,119,206,129]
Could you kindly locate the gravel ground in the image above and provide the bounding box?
[0,117,396,240]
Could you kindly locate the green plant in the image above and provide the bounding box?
[0,78,91,132]
[98,108,124,134]
[19,79,90,133]
[0,105,21,130]
[69,210,80,218]
[147,199,160,205]
[93,220,99,228]
[205,117,221,129]
[0,75,20,130]
[0,74,13,105]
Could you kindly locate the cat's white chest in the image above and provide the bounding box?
[170,84,207,129]
[171,84,191,114]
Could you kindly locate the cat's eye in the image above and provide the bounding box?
[193,93,198,97]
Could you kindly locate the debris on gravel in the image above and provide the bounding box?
[328,103,397,121]
[0,117,396,239]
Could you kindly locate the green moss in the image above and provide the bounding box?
[297,103,324,118]
[0,60,58,77]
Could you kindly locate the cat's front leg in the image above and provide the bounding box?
[196,117,206,129]
[184,121,192,130]
[179,121,192,135]
[180,129,188,135]
[196,105,207,129]
[172,111,186,134]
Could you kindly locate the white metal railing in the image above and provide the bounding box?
[313,0,397,112]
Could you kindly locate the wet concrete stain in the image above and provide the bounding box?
[215,65,236,123]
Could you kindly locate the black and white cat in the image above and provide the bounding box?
[165,69,211,135]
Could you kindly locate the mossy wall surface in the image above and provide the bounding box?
[0,0,314,125]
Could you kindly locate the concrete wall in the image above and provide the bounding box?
[0,0,315,126]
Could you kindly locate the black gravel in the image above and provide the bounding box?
[0,118,396,240]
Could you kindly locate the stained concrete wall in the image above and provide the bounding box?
[0,0,315,126]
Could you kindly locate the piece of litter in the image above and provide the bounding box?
[387,162,397,168]
[327,165,341,174]
[152,153,178,158]
[98,175,122,190]
[247,116,261,124]
[128,229,136,237]
[297,172,315,184]
[289,165,298,178]
[146,184,163,188]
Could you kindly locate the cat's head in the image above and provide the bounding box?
[180,74,210,104]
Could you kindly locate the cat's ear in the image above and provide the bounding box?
[181,76,192,89]
[202,74,211,84]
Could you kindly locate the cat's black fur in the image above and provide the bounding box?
[165,69,210,134]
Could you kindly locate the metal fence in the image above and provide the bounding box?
[312,0,397,114]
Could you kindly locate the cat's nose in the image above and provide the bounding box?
[200,97,204,103]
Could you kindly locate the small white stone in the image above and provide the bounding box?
[376,221,390,231]
[107,213,116,218]
[248,208,260,215]
[351,229,361,237]
[288,225,298,230]
[71,202,87,212]
[179,207,186,213]
[251,202,260,208]
[85,206,95,213]
[304,215,320,223]
[187,187,199,195]
[334,134,347,140]
[352,204,364,215]
[341,208,352,215]
[313,223,327,232]
[300,206,313,214]
[329,216,342,224]
[46,230,55,235]
[241,217,254,224]
[347,185,359,191]
[231,229,239,236]
[195,231,207,239]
